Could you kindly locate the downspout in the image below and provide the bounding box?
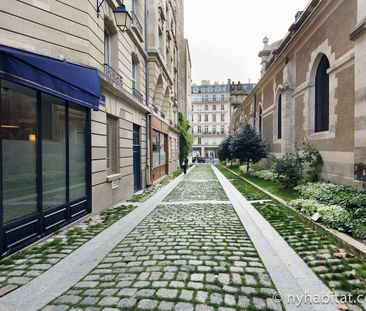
[144,0,151,186]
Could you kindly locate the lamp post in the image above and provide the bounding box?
[97,1,132,32]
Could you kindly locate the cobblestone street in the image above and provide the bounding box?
[43,165,282,311]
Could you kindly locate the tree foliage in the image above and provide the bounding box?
[229,123,267,172]
[177,112,193,166]
[218,135,233,162]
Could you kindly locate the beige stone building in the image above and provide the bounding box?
[0,0,190,255]
[191,81,231,158]
[230,0,366,188]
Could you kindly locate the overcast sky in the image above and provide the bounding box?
[184,0,310,85]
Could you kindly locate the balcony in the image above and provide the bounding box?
[104,64,123,89]
[131,11,143,41]
[195,131,226,136]
[132,88,144,104]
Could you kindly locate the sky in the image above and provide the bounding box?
[184,0,310,85]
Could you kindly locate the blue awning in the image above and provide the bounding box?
[0,44,101,110]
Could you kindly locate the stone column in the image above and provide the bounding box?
[352,0,366,187]
[282,59,296,153]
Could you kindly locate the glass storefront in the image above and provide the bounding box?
[0,79,90,254]
[1,81,38,223]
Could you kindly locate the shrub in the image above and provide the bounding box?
[317,205,352,231]
[289,199,321,215]
[239,164,264,174]
[250,170,277,182]
[295,182,366,210]
[271,152,303,188]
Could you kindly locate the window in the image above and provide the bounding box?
[205,95,208,101]
[198,137,202,145]
[278,94,282,139]
[198,126,201,133]
[198,115,202,122]
[201,96,204,101]
[315,55,330,132]
[205,104,208,111]
[204,126,208,134]
[213,114,216,122]
[104,30,111,65]
[221,103,225,110]
[42,94,66,209]
[213,127,217,134]
[213,95,216,101]
[152,130,166,167]
[205,114,208,122]
[221,114,225,122]
[221,95,225,101]
[132,61,137,91]
[259,106,263,134]
[213,104,216,110]
[107,115,119,175]
[221,126,225,134]
[1,81,38,222]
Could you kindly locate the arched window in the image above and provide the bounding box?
[259,105,263,134]
[278,94,282,139]
[315,55,330,132]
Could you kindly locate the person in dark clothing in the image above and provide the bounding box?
[183,157,189,175]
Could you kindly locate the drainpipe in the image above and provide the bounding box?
[144,0,151,186]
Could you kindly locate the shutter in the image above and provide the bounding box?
[107,115,119,174]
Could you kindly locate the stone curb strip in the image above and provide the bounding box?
[212,165,338,311]
[0,166,194,311]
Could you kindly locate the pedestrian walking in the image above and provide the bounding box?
[183,157,189,175]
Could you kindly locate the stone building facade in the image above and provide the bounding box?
[191,81,231,158]
[230,0,366,188]
[0,0,190,255]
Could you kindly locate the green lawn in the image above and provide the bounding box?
[220,164,300,202]
[244,175,300,202]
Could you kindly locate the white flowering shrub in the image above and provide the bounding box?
[250,170,277,182]
[317,205,352,230]
[295,182,366,210]
[289,199,322,215]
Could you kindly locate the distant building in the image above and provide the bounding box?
[191,80,231,158]
[229,81,256,116]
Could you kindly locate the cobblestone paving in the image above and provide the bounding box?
[164,165,228,202]
[0,205,136,297]
[254,202,366,311]
[45,165,283,311]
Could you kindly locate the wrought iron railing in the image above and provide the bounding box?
[131,11,143,37]
[160,112,166,119]
[103,64,123,88]
[132,88,144,104]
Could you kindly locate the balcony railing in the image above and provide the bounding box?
[131,11,143,37]
[132,88,144,104]
[104,64,123,88]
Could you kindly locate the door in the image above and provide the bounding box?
[133,124,141,192]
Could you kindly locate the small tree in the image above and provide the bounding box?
[177,112,193,166]
[271,152,303,189]
[230,123,267,172]
[218,135,233,162]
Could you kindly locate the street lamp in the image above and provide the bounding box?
[97,1,132,32]
[172,101,179,125]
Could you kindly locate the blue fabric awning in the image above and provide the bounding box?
[0,44,101,110]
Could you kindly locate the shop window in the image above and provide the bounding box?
[42,94,66,209]
[69,106,87,200]
[315,55,330,132]
[106,114,119,175]
[1,80,38,222]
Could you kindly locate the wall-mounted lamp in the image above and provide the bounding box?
[97,0,132,32]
